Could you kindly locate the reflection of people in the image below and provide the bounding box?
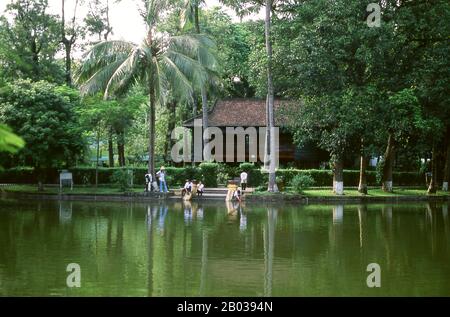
[226,201,238,222]
[156,166,168,193]
[197,206,204,220]
[158,205,168,232]
[239,205,247,232]
[183,201,193,223]
[240,171,248,191]
[146,205,158,231]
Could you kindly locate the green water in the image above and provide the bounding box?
[0,198,449,296]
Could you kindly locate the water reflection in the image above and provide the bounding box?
[58,201,72,224]
[264,207,277,297]
[357,205,367,248]
[0,200,449,296]
[158,205,168,233]
[332,204,343,224]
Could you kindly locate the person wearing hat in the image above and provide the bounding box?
[156,166,168,193]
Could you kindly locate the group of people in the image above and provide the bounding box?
[144,166,206,197]
[145,166,169,193]
[144,166,249,203]
[181,179,204,197]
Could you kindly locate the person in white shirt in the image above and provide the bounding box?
[197,181,204,196]
[144,173,153,192]
[182,179,192,197]
[234,186,242,202]
[156,166,168,193]
[240,171,248,191]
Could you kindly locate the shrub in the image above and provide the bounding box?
[216,172,229,185]
[199,162,219,187]
[0,166,426,187]
[239,162,264,187]
[290,174,315,193]
[111,169,133,191]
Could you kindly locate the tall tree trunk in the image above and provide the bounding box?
[36,166,44,192]
[64,42,72,86]
[165,101,176,161]
[30,38,40,78]
[104,0,111,40]
[358,155,369,194]
[148,93,155,176]
[193,3,209,155]
[358,138,368,194]
[194,3,200,34]
[427,143,438,194]
[381,132,395,192]
[442,126,450,191]
[146,27,156,176]
[117,130,125,167]
[333,156,344,195]
[265,0,277,192]
[108,128,114,167]
[201,86,208,145]
[61,0,78,87]
[95,129,100,188]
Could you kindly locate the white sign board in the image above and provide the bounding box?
[60,171,73,190]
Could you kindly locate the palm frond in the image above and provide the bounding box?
[105,47,144,97]
[166,49,210,86]
[75,40,136,84]
[79,59,126,96]
[160,55,194,104]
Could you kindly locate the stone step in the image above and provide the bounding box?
[170,188,253,197]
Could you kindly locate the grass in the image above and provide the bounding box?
[253,187,449,197]
[0,184,151,195]
[1,184,449,198]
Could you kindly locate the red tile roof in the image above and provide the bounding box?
[184,98,292,127]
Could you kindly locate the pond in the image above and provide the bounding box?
[0,198,449,296]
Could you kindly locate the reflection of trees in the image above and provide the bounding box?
[2,200,450,296]
[264,207,277,297]
[59,201,72,224]
[329,205,344,249]
[426,202,439,255]
[199,229,208,296]
[381,205,393,269]
[146,205,154,296]
[357,205,367,249]
[443,203,449,253]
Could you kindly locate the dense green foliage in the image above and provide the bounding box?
[0,124,24,155]
[0,165,426,188]
[0,80,85,169]
[0,0,448,193]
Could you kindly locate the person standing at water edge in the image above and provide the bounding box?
[240,171,248,191]
[144,173,153,192]
[156,166,168,193]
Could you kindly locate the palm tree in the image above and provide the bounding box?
[264,0,278,192]
[220,0,278,191]
[182,0,211,145]
[76,0,217,176]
